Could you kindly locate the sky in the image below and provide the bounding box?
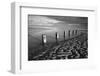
[28,15,88,36]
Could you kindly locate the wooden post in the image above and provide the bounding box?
[72,30,74,36]
[55,32,59,44]
[68,30,70,38]
[77,30,79,35]
[75,30,77,35]
[42,34,47,46]
[64,31,66,41]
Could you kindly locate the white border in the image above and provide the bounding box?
[11,2,97,74]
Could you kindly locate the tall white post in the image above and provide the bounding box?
[55,32,59,44]
[42,34,47,46]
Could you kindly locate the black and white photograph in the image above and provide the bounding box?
[28,15,88,61]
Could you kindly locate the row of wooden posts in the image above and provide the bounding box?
[42,30,81,46]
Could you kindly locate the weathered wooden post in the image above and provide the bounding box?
[75,30,77,35]
[42,34,47,46]
[68,30,70,38]
[55,32,59,44]
[64,31,66,41]
[77,30,79,35]
[72,30,74,36]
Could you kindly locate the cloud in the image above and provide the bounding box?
[28,15,62,26]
